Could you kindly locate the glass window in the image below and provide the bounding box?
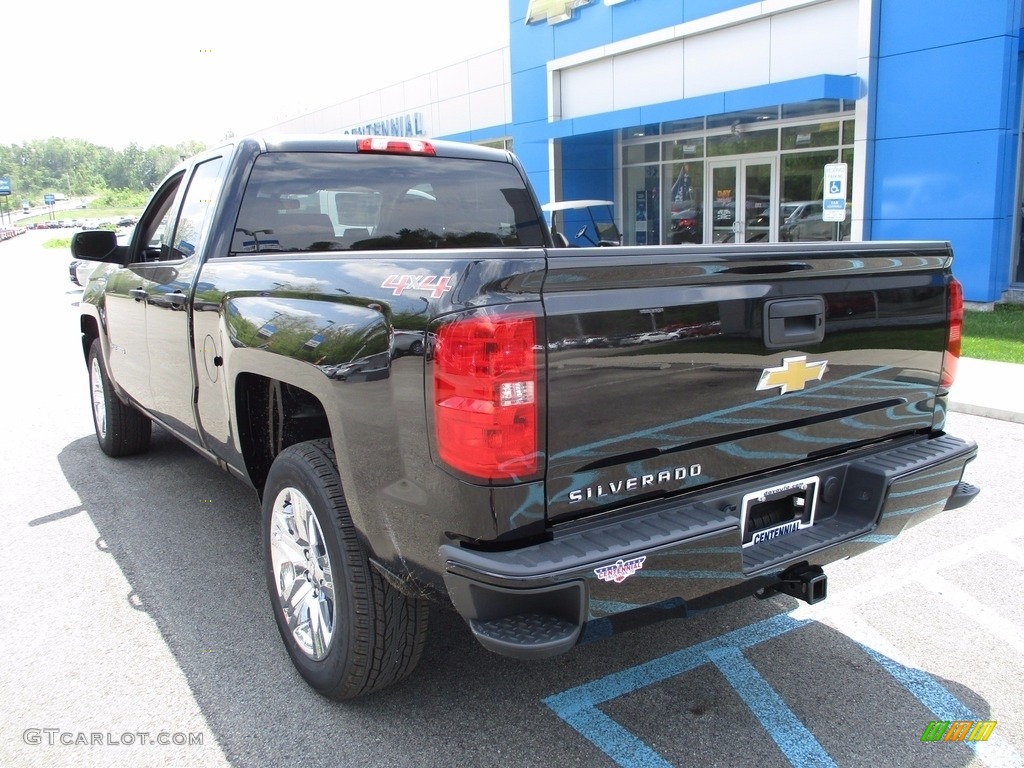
[781,122,841,150]
[622,165,660,245]
[480,137,513,152]
[842,119,856,145]
[664,162,703,244]
[707,107,778,130]
[132,172,184,263]
[663,139,704,162]
[707,128,778,157]
[782,100,842,119]
[662,117,705,135]
[780,150,851,243]
[171,157,226,260]
[230,152,545,253]
[622,142,660,164]
[621,124,661,140]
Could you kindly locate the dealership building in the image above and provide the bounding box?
[267,0,1024,304]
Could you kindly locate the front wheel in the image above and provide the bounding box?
[263,439,429,699]
[87,338,151,457]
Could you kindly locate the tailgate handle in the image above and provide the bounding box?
[764,297,825,348]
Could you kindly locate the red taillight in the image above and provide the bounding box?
[941,278,963,388]
[356,137,436,156]
[433,314,538,481]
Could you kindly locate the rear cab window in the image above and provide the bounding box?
[228,152,545,254]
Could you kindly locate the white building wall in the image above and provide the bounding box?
[554,0,858,120]
[262,48,511,138]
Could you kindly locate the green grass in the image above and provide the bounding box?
[963,304,1024,364]
[43,237,72,249]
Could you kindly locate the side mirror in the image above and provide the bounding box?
[71,230,124,264]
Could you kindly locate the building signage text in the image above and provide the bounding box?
[345,112,425,138]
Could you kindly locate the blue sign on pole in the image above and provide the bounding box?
[44,194,55,205]
[0,177,11,196]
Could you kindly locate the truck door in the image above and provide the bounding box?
[101,173,185,407]
[139,156,226,440]
[106,156,226,443]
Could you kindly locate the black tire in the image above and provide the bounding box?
[263,439,429,699]
[87,338,152,457]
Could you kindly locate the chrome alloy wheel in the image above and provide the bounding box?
[269,487,336,660]
[90,356,107,440]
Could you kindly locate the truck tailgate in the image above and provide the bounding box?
[541,242,953,523]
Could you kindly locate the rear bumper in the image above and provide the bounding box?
[440,432,978,659]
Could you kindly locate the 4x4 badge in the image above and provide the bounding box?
[594,556,646,583]
[757,356,827,394]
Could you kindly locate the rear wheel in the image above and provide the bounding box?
[87,338,151,457]
[263,439,429,699]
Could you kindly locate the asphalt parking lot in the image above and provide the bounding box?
[1,229,1022,767]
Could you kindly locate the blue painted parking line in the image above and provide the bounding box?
[708,646,837,768]
[544,610,1014,768]
[544,614,814,766]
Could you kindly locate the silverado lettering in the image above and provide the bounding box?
[568,464,702,503]
[73,135,979,701]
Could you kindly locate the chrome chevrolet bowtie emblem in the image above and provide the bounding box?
[757,356,828,394]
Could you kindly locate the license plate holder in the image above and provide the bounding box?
[741,476,819,548]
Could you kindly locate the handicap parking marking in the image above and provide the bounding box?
[862,645,1024,768]
[706,645,837,768]
[544,609,1021,767]
[544,614,816,767]
[543,519,1024,767]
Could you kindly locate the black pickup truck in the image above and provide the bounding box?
[73,135,979,700]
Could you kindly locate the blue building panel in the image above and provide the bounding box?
[871,217,1004,302]
[610,0,685,40]
[439,123,514,146]
[510,67,551,124]
[641,93,727,123]
[570,108,645,136]
[560,134,616,202]
[872,132,1005,222]
[550,7,615,59]
[720,76,861,114]
[874,40,1013,139]
[877,0,1019,57]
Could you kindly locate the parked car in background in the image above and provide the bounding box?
[74,260,100,286]
[779,201,852,242]
[670,206,701,244]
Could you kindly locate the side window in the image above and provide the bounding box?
[133,173,184,263]
[169,157,226,260]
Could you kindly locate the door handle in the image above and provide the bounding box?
[166,292,187,306]
[129,288,148,301]
[763,297,826,348]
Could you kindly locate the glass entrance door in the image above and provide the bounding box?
[707,158,776,243]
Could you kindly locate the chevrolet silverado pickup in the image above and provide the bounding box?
[72,135,979,700]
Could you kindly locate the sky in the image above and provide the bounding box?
[2,0,510,150]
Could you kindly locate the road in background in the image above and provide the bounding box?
[1,229,1022,767]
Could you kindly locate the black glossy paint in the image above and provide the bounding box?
[80,135,969,637]
[541,242,952,524]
